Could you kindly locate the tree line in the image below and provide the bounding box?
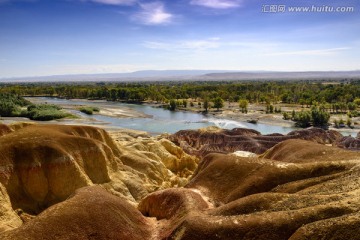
[1,80,360,106]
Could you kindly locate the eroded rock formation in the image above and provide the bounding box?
[0,183,22,233]
[1,186,154,240]
[150,139,360,239]
[168,126,344,157]
[1,124,360,239]
[0,124,197,217]
[336,134,360,151]
[0,124,12,137]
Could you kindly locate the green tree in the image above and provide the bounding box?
[203,99,210,113]
[169,99,176,111]
[347,102,357,111]
[239,99,249,113]
[311,106,330,127]
[0,102,17,117]
[294,111,312,128]
[283,112,291,120]
[213,97,224,111]
[354,98,360,106]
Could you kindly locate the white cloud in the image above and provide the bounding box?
[132,2,173,25]
[81,0,136,5]
[264,47,350,56]
[190,0,242,9]
[143,38,220,50]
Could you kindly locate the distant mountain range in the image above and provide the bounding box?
[1,70,360,83]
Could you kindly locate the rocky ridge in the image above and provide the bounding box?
[168,126,347,157]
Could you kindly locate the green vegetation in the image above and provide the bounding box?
[213,97,224,111]
[1,80,359,107]
[26,104,72,121]
[0,93,72,121]
[203,99,210,113]
[238,99,249,113]
[294,111,312,128]
[0,80,359,127]
[169,99,177,111]
[293,106,330,128]
[310,106,330,127]
[79,106,100,115]
[0,93,31,117]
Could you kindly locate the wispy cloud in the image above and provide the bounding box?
[82,0,136,5]
[143,38,220,50]
[264,47,350,56]
[132,2,173,25]
[190,0,242,9]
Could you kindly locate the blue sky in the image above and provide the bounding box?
[0,0,359,77]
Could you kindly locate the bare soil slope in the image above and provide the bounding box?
[1,186,153,240]
[169,127,343,157]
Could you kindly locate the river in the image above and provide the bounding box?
[24,97,357,136]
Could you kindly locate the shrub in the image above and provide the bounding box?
[311,106,330,127]
[283,112,291,120]
[239,99,249,113]
[213,97,224,110]
[182,100,187,108]
[169,99,176,111]
[293,107,330,128]
[0,101,18,117]
[294,111,312,127]
[79,106,99,115]
[0,93,30,117]
[27,104,70,121]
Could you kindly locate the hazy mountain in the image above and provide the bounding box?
[1,70,360,83]
[201,71,360,80]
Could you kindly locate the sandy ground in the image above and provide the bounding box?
[98,107,150,118]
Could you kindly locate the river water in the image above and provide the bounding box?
[25,97,357,136]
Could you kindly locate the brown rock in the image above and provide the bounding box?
[138,188,208,220]
[0,124,199,218]
[0,186,153,240]
[261,139,360,163]
[169,127,344,157]
[0,124,12,137]
[0,183,22,233]
[163,140,360,239]
[336,135,360,151]
[0,124,121,214]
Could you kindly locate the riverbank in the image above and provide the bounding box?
[17,97,359,136]
[26,97,151,119]
[160,100,360,135]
